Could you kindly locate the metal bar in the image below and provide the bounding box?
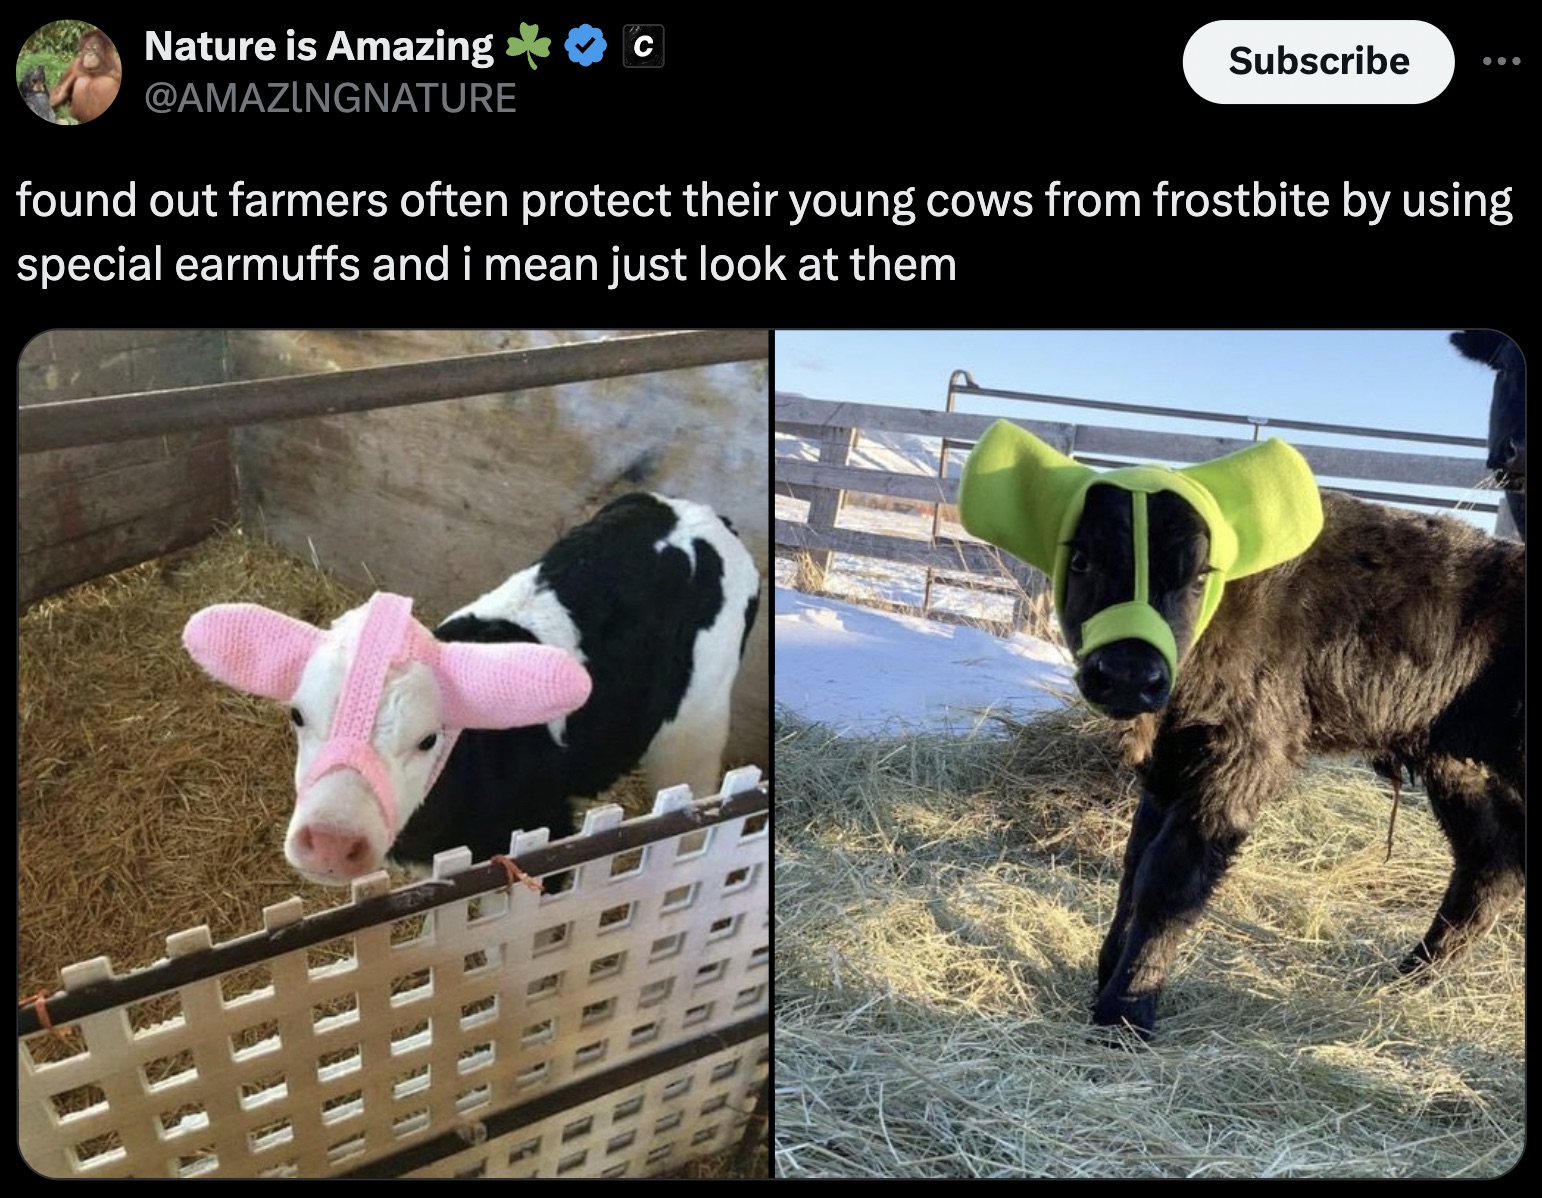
[925,370,975,616]
[950,382,1487,449]
[21,330,769,455]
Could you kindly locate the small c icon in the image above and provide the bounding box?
[623,24,664,67]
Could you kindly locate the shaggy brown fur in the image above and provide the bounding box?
[1088,490,1524,1038]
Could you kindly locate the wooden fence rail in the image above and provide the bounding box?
[775,388,1498,630]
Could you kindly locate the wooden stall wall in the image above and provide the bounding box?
[18,330,235,605]
[226,330,770,772]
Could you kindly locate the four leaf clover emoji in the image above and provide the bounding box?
[507,23,551,70]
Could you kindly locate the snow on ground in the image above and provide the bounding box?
[776,422,1076,734]
[774,585,1075,736]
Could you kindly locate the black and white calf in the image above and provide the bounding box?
[184,493,761,886]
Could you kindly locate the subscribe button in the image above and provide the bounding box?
[1184,20,1454,103]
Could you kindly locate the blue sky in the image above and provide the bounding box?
[774,329,1506,526]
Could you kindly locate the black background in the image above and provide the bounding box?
[9,14,1530,1179]
[9,13,1527,337]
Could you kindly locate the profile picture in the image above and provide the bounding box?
[17,22,120,123]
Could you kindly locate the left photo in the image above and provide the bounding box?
[18,329,769,1179]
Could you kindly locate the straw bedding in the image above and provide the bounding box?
[774,708,1523,1177]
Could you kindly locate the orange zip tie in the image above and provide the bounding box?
[490,854,544,896]
[19,992,72,1039]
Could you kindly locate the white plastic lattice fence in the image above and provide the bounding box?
[19,769,769,1179]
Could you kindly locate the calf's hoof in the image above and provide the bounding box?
[1092,990,1158,1041]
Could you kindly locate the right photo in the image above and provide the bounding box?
[773,329,1523,1178]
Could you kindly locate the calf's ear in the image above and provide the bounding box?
[1179,438,1322,580]
[433,643,593,729]
[958,420,1093,576]
[184,603,324,702]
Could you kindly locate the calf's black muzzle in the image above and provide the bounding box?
[1077,639,1173,718]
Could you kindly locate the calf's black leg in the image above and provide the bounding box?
[1092,723,1295,1038]
[1096,790,1165,992]
[1093,803,1248,1037]
[1400,757,1525,973]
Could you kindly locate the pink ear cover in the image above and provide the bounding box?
[185,599,592,730]
[432,642,593,729]
[183,603,324,702]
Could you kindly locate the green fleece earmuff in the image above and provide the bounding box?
[957,420,1324,684]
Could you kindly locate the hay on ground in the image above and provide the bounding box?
[774,708,1524,1178]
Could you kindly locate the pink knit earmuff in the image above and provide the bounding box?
[184,592,593,836]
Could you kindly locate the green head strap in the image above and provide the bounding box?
[957,420,1324,682]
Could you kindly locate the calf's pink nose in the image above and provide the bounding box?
[292,823,374,879]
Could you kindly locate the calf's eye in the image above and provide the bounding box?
[417,732,439,752]
[1069,549,1090,574]
[290,708,305,728]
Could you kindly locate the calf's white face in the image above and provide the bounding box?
[284,610,452,883]
[183,592,593,886]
